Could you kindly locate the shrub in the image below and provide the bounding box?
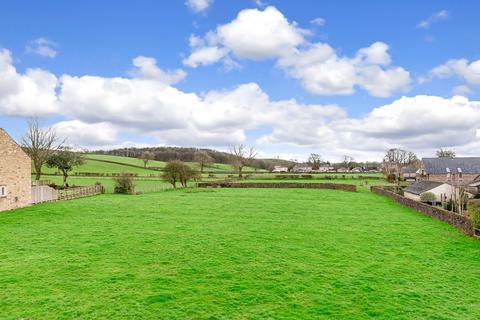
[474,193,480,199]
[468,199,480,229]
[113,174,135,194]
[420,192,436,203]
[162,161,199,188]
[386,173,397,183]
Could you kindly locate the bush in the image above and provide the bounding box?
[162,161,199,188]
[468,199,480,229]
[420,192,436,203]
[386,173,397,183]
[113,174,135,194]
[474,193,480,199]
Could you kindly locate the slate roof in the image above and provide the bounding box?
[401,166,418,174]
[422,157,480,175]
[403,181,445,195]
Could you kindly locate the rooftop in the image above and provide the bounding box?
[403,181,445,195]
[422,157,480,175]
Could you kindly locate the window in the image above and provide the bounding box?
[0,185,6,197]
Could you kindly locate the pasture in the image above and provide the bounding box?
[1,188,479,319]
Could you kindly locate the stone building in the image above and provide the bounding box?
[420,157,480,184]
[0,128,31,211]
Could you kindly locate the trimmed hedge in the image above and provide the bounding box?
[371,186,474,236]
[467,199,480,231]
[197,182,357,192]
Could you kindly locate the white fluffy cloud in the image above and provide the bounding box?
[183,44,229,68]
[278,42,410,97]
[183,6,306,67]
[0,49,59,116]
[1,48,479,160]
[215,6,305,60]
[130,56,186,84]
[185,0,213,13]
[184,6,410,97]
[26,37,58,58]
[336,95,480,149]
[424,58,480,88]
[52,120,119,147]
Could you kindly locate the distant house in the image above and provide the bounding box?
[0,129,31,212]
[401,166,419,182]
[272,165,288,173]
[403,181,456,202]
[469,175,480,194]
[292,165,312,173]
[318,166,335,173]
[420,157,480,184]
[350,167,363,173]
[336,167,349,173]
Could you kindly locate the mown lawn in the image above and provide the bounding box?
[1,188,479,319]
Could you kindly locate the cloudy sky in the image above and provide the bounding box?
[1,0,480,162]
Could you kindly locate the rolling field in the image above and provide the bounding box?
[40,159,160,176]
[83,154,263,173]
[38,154,264,179]
[1,188,480,319]
[42,175,173,193]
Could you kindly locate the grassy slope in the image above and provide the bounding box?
[1,188,480,319]
[39,154,263,177]
[84,154,262,172]
[85,154,167,168]
[42,175,172,193]
[40,159,159,175]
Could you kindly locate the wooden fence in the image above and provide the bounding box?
[57,185,104,201]
[31,185,58,204]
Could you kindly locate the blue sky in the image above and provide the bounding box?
[1,0,480,161]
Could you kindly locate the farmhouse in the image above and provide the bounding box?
[292,165,312,173]
[403,181,455,202]
[272,165,288,173]
[420,157,480,184]
[401,166,418,182]
[469,175,480,193]
[0,128,31,211]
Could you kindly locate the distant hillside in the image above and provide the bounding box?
[89,147,297,170]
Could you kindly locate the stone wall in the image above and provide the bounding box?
[197,182,357,192]
[0,129,31,212]
[422,173,479,183]
[371,186,474,236]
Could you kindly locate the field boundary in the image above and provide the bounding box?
[371,186,474,236]
[197,182,357,192]
[57,185,105,201]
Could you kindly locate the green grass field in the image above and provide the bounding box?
[42,175,173,193]
[1,188,479,319]
[38,154,263,178]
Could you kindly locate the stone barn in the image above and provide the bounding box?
[0,128,31,211]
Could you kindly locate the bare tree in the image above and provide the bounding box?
[194,150,214,173]
[436,148,456,158]
[140,151,154,168]
[342,155,355,170]
[230,144,257,178]
[383,148,418,182]
[308,153,322,170]
[21,118,63,181]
